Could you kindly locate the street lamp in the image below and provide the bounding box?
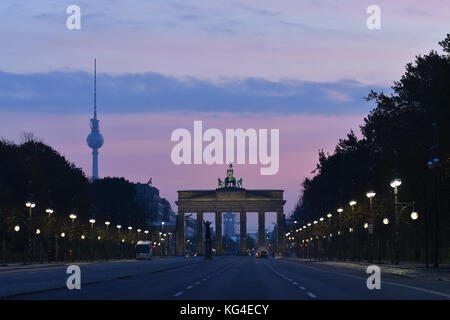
[349,200,357,207]
[390,176,401,265]
[89,219,96,228]
[14,225,20,232]
[337,208,343,213]
[327,213,332,218]
[383,218,389,225]
[411,211,419,220]
[69,214,77,222]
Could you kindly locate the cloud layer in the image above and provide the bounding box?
[0,71,387,115]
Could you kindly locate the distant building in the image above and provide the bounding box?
[223,212,236,237]
[135,182,176,225]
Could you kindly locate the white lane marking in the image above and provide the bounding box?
[264,261,309,296]
[165,264,197,273]
[278,259,450,299]
[173,262,235,297]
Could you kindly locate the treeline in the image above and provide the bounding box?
[0,136,149,262]
[293,35,450,263]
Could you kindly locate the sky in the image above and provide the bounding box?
[0,0,449,231]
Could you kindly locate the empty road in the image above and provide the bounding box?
[1,256,449,300]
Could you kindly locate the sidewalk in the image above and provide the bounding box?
[285,257,450,282]
[0,256,177,273]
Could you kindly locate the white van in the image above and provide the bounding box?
[135,241,153,260]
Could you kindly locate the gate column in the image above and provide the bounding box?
[240,211,247,255]
[176,211,185,255]
[215,212,223,255]
[258,211,265,243]
[197,212,204,255]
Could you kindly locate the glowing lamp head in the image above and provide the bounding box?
[349,200,357,206]
[14,225,20,232]
[327,213,332,218]
[410,211,419,220]
[363,223,369,229]
[89,219,96,224]
[36,229,41,235]
[116,225,121,229]
[60,232,66,238]
[366,191,376,198]
[319,217,324,222]
[69,214,77,220]
[337,208,344,213]
[390,178,402,188]
[383,218,389,225]
[46,208,54,214]
[105,221,110,226]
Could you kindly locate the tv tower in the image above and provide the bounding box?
[86,59,104,180]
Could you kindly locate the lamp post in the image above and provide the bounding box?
[45,206,54,262]
[89,219,96,261]
[390,177,401,264]
[366,190,376,263]
[326,213,333,260]
[25,199,36,265]
[349,200,357,261]
[104,221,110,260]
[68,214,77,262]
[116,225,122,259]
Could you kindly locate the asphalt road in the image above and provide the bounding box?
[2,256,449,300]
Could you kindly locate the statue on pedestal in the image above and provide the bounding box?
[204,221,212,260]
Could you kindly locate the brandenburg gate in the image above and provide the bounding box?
[175,164,286,255]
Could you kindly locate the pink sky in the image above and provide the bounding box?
[0,111,366,227]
